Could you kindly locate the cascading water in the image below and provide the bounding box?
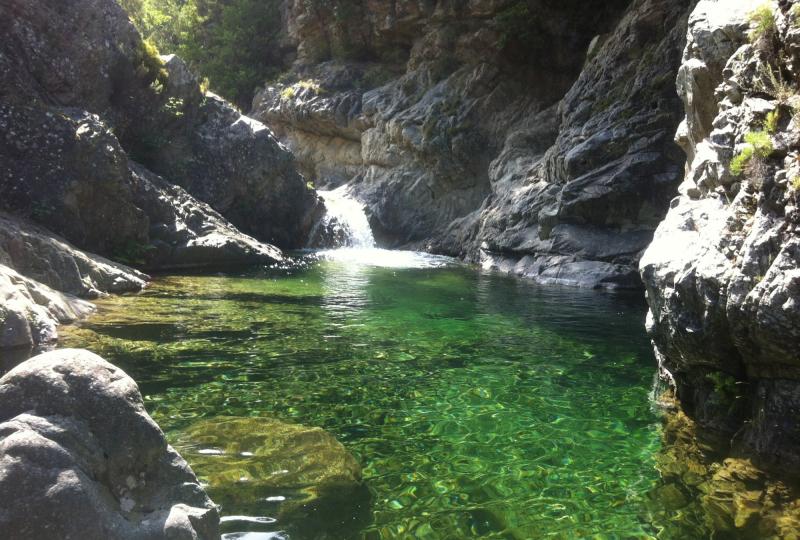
[312,186,454,269]
[313,186,376,249]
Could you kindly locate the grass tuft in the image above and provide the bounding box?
[748,4,777,42]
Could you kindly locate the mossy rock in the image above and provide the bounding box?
[174,416,370,537]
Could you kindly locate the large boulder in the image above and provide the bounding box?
[146,90,324,249]
[128,163,284,270]
[175,416,370,538]
[640,0,800,470]
[0,349,220,539]
[0,266,94,350]
[0,213,147,351]
[0,212,148,298]
[0,0,321,258]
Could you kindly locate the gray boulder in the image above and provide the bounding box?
[0,349,220,539]
[0,212,148,298]
[129,163,284,270]
[0,213,147,351]
[0,266,94,350]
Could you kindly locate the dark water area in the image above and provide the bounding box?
[58,250,704,539]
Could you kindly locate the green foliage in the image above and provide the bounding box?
[731,131,774,176]
[792,3,800,23]
[748,4,777,42]
[280,80,323,101]
[163,96,185,119]
[494,1,537,49]
[744,130,774,157]
[730,145,755,176]
[705,372,742,406]
[792,175,800,190]
[111,240,156,267]
[134,39,169,88]
[297,79,323,93]
[757,64,796,103]
[280,86,296,100]
[121,0,284,108]
[765,109,780,133]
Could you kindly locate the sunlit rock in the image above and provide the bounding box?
[0,349,220,539]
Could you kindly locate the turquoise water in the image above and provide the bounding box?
[61,250,672,539]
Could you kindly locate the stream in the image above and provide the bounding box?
[58,190,704,538]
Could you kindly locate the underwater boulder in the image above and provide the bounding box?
[175,416,371,538]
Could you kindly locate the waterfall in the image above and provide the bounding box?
[314,186,376,248]
[311,186,455,269]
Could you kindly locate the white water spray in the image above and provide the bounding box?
[315,186,376,248]
[312,186,455,269]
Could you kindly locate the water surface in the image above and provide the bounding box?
[61,251,676,539]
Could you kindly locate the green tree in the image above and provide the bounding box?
[120,0,284,108]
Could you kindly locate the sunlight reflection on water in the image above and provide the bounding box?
[315,248,457,269]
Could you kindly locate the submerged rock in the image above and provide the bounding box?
[175,416,370,538]
[651,409,800,538]
[0,349,220,539]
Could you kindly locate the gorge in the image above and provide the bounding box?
[1,0,799,538]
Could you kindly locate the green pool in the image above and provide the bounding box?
[61,249,687,539]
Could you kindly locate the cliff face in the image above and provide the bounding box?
[252,0,691,288]
[642,0,800,473]
[0,0,322,350]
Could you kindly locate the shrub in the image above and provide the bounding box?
[297,79,323,93]
[280,80,322,101]
[748,4,777,42]
[731,131,773,177]
[745,130,774,157]
[765,109,780,133]
[280,86,296,100]
[792,175,800,190]
[135,39,169,87]
[731,145,755,176]
[757,64,796,103]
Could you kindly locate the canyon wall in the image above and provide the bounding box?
[252,0,692,288]
[0,0,322,350]
[642,0,800,475]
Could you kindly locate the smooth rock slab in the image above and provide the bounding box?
[0,349,220,539]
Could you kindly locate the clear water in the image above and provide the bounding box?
[60,250,676,539]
